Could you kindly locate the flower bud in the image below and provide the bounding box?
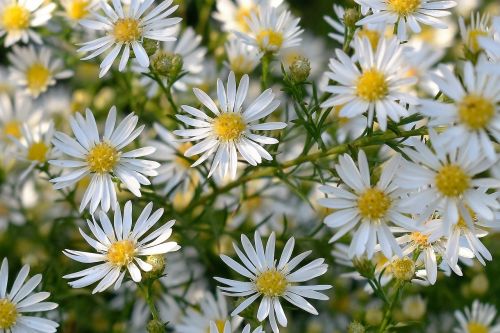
[146,320,165,333]
[390,257,415,282]
[352,256,375,279]
[348,321,366,333]
[344,8,360,28]
[151,51,184,79]
[144,255,166,280]
[289,56,310,83]
[143,39,159,56]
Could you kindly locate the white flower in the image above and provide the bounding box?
[459,12,492,54]
[403,41,444,96]
[234,5,303,54]
[396,132,500,228]
[225,38,262,76]
[49,106,160,213]
[0,66,15,94]
[0,0,56,47]
[419,60,500,161]
[325,105,367,143]
[355,0,456,41]
[318,150,414,259]
[174,71,286,179]
[321,37,419,131]
[210,320,264,333]
[479,16,500,68]
[454,300,500,333]
[63,200,180,293]
[0,258,59,332]
[216,232,331,333]
[60,0,100,22]
[78,0,182,78]
[7,45,74,98]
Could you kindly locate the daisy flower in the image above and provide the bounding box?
[49,106,160,213]
[0,0,56,47]
[355,0,457,41]
[396,132,500,228]
[454,300,500,333]
[403,41,444,96]
[225,38,262,76]
[321,37,419,131]
[63,200,180,293]
[60,0,99,22]
[174,71,286,179]
[7,45,74,98]
[210,320,264,333]
[478,16,500,67]
[78,0,182,78]
[0,258,59,332]
[459,12,492,54]
[419,60,500,161]
[215,232,331,333]
[234,5,303,54]
[318,150,415,259]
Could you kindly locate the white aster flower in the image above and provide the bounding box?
[325,105,367,143]
[454,300,500,333]
[60,0,100,22]
[0,258,59,332]
[478,16,500,67]
[78,0,182,78]
[318,150,415,259]
[216,232,331,333]
[210,320,264,333]
[49,106,160,213]
[403,40,444,96]
[174,71,286,179]
[321,36,419,131]
[0,0,56,47]
[63,200,180,293]
[355,0,457,41]
[234,5,303,54]
[225,38,262,76]
[459,12,492,54]
[419,60,500,161]
[7,45,74,98]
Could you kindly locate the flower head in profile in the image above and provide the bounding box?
[225,38,262,76]
[60,0,99,22]
[459,12,492,54]
[0,258,59,332]
[174,71,286,179]
[454,300,500,333]
[78,0,182,77]
[0,0,56,47]
[478,16,500,68]
[63,201,180,293]
[216,232,331,333]
[210,320,264,333]
[49,106,160,213]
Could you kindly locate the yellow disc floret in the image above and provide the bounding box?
[357,28,381,49]
[390,257,415,281]
[107,240,135,267]
[0,299,17,329]
[3,121,21,139]
[357,188,391,220]
[235,5,254,32]
[255,270,288,297]
[27,141,49,163]
[435,164,470,197]
[67,0,90,20]
[2,4,30,31]
[113,18,142,43]
[86,142,120,173]
[467,322,489,333]
[388,0,421,16]
[356,69,389,102]
[213,113,246,141]
[467,29,488,53]
[26,63,51,93]
[458,94,495,130]
[256,29,284,50]
[410,232,429,249]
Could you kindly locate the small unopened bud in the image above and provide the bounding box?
[143,39,159,56]
[391,257,415,282]
[289,56,310,83]
[344,8,360,27]
[145,255,165,279]
[151,51,184,79]
[352,256,375,279]
[348,321,366,333]
[146,319,165,333]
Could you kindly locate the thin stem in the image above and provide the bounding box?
[261,52,272,89]
[143,281,160,321]
[378,282,405,333]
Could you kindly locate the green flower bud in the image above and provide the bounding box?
[143,39,159,56]
[146,320,165,333]
[289,56,311,83]
[144,255,166,279]
[348,321,366,333]
[391,257,415,282]
[344,8,360,28]
[352,256,375,279]
[151,51,184,79]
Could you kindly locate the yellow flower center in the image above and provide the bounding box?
[256,29,284,50]
[113,18,142,43]
[1,4,30,31]
[467,29,488,53]
[390,257,415,281]
[0,299,17,329]
[67,0,90,20]
[86,142,120,174]
[230,55,253,75]
[27,141,49,162]
[26,63,51,93]
[174,142,193,169]
[357,28,381,49]
[458,94,495,130]
[235,5,254,32]
[207,319,227,333]
[255,270,288,297]
[467,322,489,333]
[388,0,421,16]
[435,164,470,197]
[107,240,135,267]
[213,113,246,141]
[3,120,21,139]
[356,69,389,102]
[357,188,391,220]
[410,232,429,249]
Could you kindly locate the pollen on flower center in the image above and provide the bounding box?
[356,69,389,102]
[27,141,49,162]
[458,94,495,130]
[26,63,51,93]
[0,299,17,329]
[113,18,142,43]
[86,142,120,173]
[3,121,21,139]
[256,29,284,50]
[467,29,488,53]
[255,270,288,297]
[67,0,90,20]
[388,0,421,16]
[357,188,391,220]
[107,240,135,267]
[467,322,489,333]
[390,257,415,281]
[410,232,429,248]
[213,113,246,141]
[2,4,30,31]
[435,164,470,197]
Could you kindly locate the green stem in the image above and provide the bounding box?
[378,282,404,333]
[261,52,272,89]
[148,71,178,112]
[144,281,160,321]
